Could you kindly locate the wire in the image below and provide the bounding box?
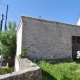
[9,8,18,20]
[0,13,15,21]
[0,14,9,22]
[0,2,6,6]
[0,14,2,16]
[0,2,18,20]
[0,1,27,14]
[9,5,27,14]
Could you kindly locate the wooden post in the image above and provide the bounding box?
[0,14,4,75]
[5,4,8,30]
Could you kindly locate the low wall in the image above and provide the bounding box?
[15,57,38,71]
[19,58,38,70]
[0,67,42,80]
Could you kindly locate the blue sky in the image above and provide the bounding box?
[0,0,80,28]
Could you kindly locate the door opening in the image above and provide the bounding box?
[72,36,80,60]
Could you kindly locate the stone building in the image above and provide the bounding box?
[16,16,80,60]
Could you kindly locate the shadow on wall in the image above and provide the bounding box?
[41,69,57,80]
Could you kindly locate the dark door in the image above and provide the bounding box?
[72,36,80,59]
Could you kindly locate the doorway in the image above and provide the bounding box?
[72,36,80,59]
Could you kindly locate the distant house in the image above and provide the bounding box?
[16,16,80,60]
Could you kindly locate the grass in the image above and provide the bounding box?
[1,67,13,75]
[37,60,80,80]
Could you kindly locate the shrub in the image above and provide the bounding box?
[2,67,13,74]
[38,61,80,80]
[19,49,27,58]
[0,22,16,60]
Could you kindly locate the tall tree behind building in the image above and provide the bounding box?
[0,22,16,60]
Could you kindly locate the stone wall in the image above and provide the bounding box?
[17,16,80,60]
[19,58,38,70]
[0,67,42,80]
[15,57,38,71]
[0,58,42,80]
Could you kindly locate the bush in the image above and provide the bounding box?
[38,61,80,80]
[19,49,27,58]
[0,22,16,60]
[2,67,13,74]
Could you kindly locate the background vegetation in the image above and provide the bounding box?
[2,67,13,75]
[38,60,80,80]
[0,22,16,60]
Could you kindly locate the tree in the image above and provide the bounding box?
[0,22,16,60]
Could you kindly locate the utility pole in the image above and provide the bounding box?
[0,14,4,75]
[5,4,8,30]
[1,14,4,31]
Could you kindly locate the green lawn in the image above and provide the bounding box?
[37,60,80,80]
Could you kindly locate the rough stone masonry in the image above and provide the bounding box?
[0,58,42,80]
[0,67,42,80]
[16,16,80,60]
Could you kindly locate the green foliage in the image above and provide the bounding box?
[0,22,16,59]
[38,61,80,80]
[19,49,27,58]
[2,67,13,74]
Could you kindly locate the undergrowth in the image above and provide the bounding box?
[37,60,80,80]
